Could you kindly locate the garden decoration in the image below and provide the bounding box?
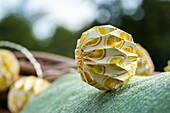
[0,41,50,113]
[8,76,50,113]
[0,49,19,93]
[136,43,154,75]
[75,25,138,90]
[164,60,170,72]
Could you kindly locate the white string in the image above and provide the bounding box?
[0,41,43,78]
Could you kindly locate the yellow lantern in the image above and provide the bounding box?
[0,49,19,92]
[8,76,50,113]
[136,43,154,75]
[0,41,50,113]
[75,25,138,90]
[164,60,170,72]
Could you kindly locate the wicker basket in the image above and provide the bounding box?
[0,51,77,113]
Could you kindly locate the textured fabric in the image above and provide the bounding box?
[22,72,170,113]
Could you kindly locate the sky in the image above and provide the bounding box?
[25,0,98,39]
[0,0,143,40]
[0,0,97,40]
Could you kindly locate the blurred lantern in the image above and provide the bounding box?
[164,60,170,72]
[0,41,50,113]
[136,43,154,75]
[8,76,50,113]
[0,49,19,93]
[75,25,138,90]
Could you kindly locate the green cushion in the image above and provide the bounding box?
[21,72,170,113]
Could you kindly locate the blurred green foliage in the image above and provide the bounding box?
[121,0,170,71]
[0,0,170,71]
[0,14,37,49]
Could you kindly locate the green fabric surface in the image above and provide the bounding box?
[21,72,170,113]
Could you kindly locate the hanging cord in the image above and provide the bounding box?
[0,41,43,78]
[137,57,150,76]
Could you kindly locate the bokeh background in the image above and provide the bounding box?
[0,0,170,71]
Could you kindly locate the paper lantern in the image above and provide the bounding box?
[75,25,138,90]
[164,60,170,72]
[0,49,19,92]
[8,76,50,113]
[136,43,154,75]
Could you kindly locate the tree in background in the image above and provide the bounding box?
[0,0,170,71]
[46,27,77,58]
[90,0,170,71]
[121,0,170,71]
[0,14,38,50]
